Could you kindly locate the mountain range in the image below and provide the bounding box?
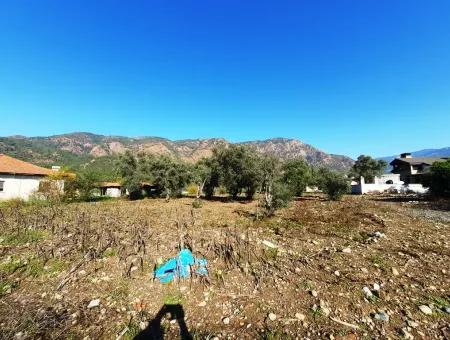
[0,132,354,172]
[377,147,450,164]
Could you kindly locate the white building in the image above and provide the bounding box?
[351,174,428,195]
[0,154,53,200]
[98,182,122,198]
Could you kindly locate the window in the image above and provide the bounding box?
[0,181,4,192]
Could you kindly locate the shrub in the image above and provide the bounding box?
[192,198,202,209]
[426,159,450,197]
[186,183,198,196]
[316,168,350,201]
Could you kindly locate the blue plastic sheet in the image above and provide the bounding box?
[154,249,208,283]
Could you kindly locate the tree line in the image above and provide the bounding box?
[112,145,350,211]
[59,147,450,210]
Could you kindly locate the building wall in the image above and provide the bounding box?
[105,187,121,198]
[0,174,44,200]
[373,174,402,185]
[351,175,428,194]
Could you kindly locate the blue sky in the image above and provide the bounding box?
[0,1,449,158]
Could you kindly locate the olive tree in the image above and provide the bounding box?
[316,168,350,201]
[213,145,261,199]
[259,154,293,217]
[350,155,387,183]
[281,159,312,196]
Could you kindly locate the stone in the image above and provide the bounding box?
[374,312,389,322]
[442,306,450,314]
[362,287,373,298]
[401,328,414,339]
[418,305,432,315]
[310,290,318,297]
[392,267,399,276]
[14,332,25,340]
[342,247,352,253]
[198,301,207,307]
[268,313,277,321]
[407,320,419,328]
[361,267,369,273]
[321,306,331,317]
[222,317,230,325]
[295,313,305,321]
[87,299,100,309]
[139,321,149,330]
[262,240,278,249]
[334,270,340,277]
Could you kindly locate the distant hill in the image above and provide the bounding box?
[0,132,354,172]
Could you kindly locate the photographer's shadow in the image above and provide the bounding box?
[134,304,192,340]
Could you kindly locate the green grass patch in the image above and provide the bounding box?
[103,248,117,258]
[0,279,16,297]
[369,254,389,270]
[163,292,183,305]
[0,256,64,278]
[263,247,278,261]
[262,329,292,340]
[109,278,129,302]
[0,230,48,246]
[0,257,26,275]
[121,321,141,340]
[25,258,66,277]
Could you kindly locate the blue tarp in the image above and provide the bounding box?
[154,249,208,283]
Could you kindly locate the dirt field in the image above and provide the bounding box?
[0,195,449,339]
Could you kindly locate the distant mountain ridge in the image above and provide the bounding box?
[378,147,450,164]
[0,132,354,171]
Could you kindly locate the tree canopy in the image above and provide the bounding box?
[281,159,312,196]
[350,155,387,183]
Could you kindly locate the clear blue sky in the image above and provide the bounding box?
[1,1,449,158]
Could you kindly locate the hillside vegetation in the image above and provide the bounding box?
[0,133,354,172]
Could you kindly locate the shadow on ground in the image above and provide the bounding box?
[134,304,192,340]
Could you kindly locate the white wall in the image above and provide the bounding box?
[0,174,44,200]
[351,176,428,195]
[105,187,121,198]
[373,174,402,185]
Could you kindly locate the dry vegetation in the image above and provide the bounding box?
[0,195,449,339]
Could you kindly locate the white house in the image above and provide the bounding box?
[0,154,53,200]
[98,182,122,198]
[351,174,428,195]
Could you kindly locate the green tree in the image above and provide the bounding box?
[116,151,142,199]
[316,168,350,201]
[213,145,261,199]
[139,154,191,199]
[426,159,450,197]
[68,169,101,201]
[350,155,387,183]
[259,154,293,217]
[281,159,312,196]
[192,158,219,199]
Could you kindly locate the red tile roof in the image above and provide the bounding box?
[0,154,52,176]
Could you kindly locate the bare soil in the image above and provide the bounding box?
[0,195,449,339]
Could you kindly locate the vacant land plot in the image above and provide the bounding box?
[0,195,449,339]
